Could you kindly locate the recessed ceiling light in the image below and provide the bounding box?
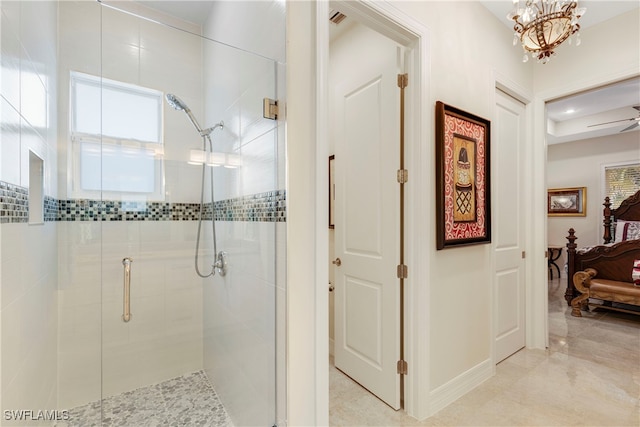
[565,109,575,114]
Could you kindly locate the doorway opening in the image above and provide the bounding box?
[323,1,426,421]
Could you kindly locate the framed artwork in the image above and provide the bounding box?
[329,155,335,229]
[435,101,491,249]
[547,187,586,216]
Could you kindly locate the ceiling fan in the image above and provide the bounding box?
[587,105,640,132]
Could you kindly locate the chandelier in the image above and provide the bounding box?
[508,0,586,63]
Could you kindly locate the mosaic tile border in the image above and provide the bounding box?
[214,190,286,222]
[0,180,286,223]
[44,196,58,222]
[0,181,29,223]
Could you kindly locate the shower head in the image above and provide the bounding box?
[166,93,189,112]
[165,93,223,137]
[165,93,206,136]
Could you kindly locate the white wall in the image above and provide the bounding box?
[0,0,59,423]
[287,0,537,423]
[384,0,533,406]
[56,1,206,409]
[286,0,328,424]
[534,9,640,96]
[547,132,640,272]
[287,2,640,424]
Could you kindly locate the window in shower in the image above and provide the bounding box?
[69,71,165,200]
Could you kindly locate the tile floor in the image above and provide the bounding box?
[63,371,232,427]
[329,277,640,426]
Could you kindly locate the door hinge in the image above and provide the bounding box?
[522,251,526,259]
[397,264,408,279]
[263,98,279,120]
[397,73,408,89]
[397,169,408,184]
[397,359,408,375]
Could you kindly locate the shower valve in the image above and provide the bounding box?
[215,251,228,277]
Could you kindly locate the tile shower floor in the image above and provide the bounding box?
[64,371,233,427]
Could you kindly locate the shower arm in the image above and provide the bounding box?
[202,122,224,138]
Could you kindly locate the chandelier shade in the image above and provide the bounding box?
[509,0,586,63]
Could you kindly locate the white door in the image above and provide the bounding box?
[494,89,527,363]
[332,24,401,409]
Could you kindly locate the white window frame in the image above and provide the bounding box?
[69,71,165,201]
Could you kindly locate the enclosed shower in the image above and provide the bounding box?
[0,1,286,426]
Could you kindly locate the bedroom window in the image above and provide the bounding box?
[69,71,164,200]
[604,163,640,209]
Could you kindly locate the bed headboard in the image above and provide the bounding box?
[603,190,640,243]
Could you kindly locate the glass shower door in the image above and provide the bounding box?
[96,3,281,427]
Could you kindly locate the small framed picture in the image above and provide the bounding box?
[547,187,586,216]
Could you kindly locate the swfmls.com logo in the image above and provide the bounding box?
[4,410,70,421]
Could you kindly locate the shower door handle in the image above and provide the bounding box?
[122,257,133,322]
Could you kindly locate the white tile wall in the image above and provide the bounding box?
[0,0,59,421]
[2,1,286,422]
[57,220,206,409]
[201,3,286,425]
[240,130,277,196]
[0,2,21,111]
[56,1,207,409]
[0,98,21,186]
[204,0,286,64]
[203,221,278,427]
[1,223,59,421]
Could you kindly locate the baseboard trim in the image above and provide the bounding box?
[428,358,494,415]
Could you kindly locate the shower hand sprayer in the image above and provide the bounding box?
[166,93,227,278]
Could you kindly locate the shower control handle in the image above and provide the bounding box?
[332,258,342,267]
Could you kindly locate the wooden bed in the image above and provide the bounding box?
[565,190,640,306]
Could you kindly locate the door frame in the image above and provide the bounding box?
[491,82,532,364]
[491,75,557,355]
[532,70,640,349]
[319,0,431,420]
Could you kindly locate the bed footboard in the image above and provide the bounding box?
[565,233,640,306]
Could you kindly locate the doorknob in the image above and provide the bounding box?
[332,257,342,267]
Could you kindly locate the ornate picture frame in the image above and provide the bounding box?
[547,187,586,216]
[435,101,491,249]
